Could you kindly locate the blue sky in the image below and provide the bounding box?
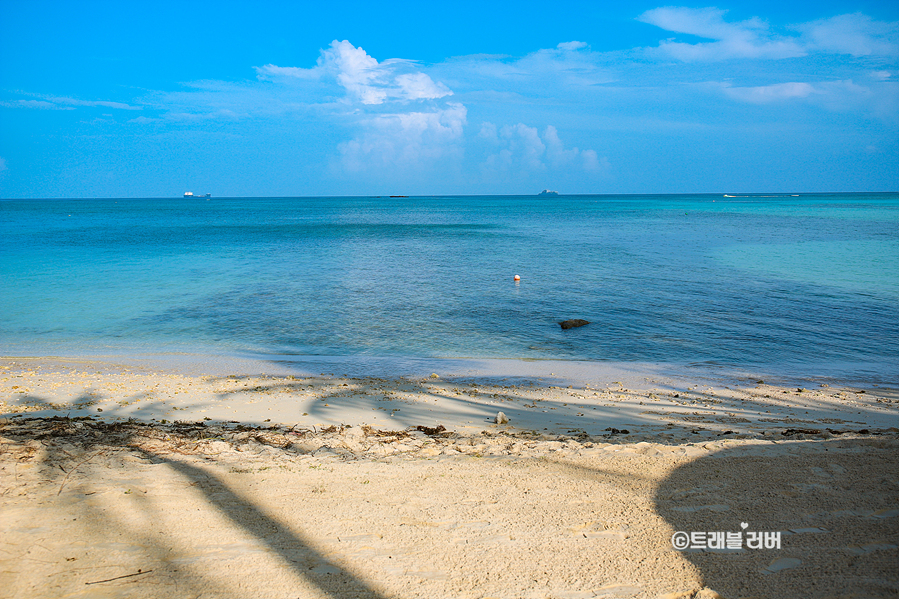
[1,0,897,197]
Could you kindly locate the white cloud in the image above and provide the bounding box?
[501,123,546,171]
[45,96,141,110]
[580,150,607,172]
[311,42,463,175]
[543,125,579,167]
[432,43,615,99]
[481,123,605,175]
[723,82,816,103]
[339,103,467,173]
[639,7,805,61]
[557,41,588,51]
[641,6,760,39]
[720,79,897,122]
[0,99,72,109]
[799,13,899,57]
[323,40,389,104]
[478,122,498,142]
[254,64,320,80]
[1,94,140,111]
[257,40,452,105]
[394,72,452,101]
[640,7,899,62]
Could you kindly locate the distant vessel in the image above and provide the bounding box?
[184,192,211,198]
[538,189,559,196]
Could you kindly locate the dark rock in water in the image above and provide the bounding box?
[559,319,589,330]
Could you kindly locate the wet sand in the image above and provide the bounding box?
[1,356,897,598]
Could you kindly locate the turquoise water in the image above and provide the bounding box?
[2,194,897,380]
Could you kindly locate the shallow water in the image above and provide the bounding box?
[2,193,897,381]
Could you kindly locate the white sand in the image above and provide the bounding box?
[1,356,897,598]
[1,356,896,436]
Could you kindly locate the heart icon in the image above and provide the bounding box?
[740,522,749,529]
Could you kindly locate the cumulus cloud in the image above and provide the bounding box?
[311,42,464,175]
[639,7,805,60]
[480,123,606,175]
[257,40,452,105]
[798,13,899,57]
[339,103,467,173]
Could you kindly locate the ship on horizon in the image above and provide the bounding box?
[184,192,211,198]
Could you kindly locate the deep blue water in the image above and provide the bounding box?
[2,194,897,380]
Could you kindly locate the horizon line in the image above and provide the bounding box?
[4,190,899,201]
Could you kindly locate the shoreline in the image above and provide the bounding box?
[3,348,897,385]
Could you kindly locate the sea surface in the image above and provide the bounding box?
[2,194,898,382]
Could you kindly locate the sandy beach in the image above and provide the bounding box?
[1,356,897,598]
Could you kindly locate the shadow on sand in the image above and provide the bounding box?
[653,437,899,598]
[1,417,389,598]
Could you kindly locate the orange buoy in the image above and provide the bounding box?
[513,275,520,281]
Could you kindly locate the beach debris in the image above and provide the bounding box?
[781,428,821,436]
[86,569,153,585]
[559,319,589,330]
[430,373,439,379]
[495,412,509,424]
[415,424,447,436]
[513,274,520,281]
[361,425,410,439]
[660,589,725,599]
[58,450,103,496]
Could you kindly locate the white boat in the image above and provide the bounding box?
[184,192,211,198]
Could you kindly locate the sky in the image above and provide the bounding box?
[1,0,897,197]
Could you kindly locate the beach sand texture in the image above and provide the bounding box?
[1,358,898,598]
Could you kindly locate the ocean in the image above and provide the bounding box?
[2,194,897,383]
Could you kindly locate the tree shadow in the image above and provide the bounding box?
[653,437,899,598]
[1,417,389,598]
[140,448,388,598]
